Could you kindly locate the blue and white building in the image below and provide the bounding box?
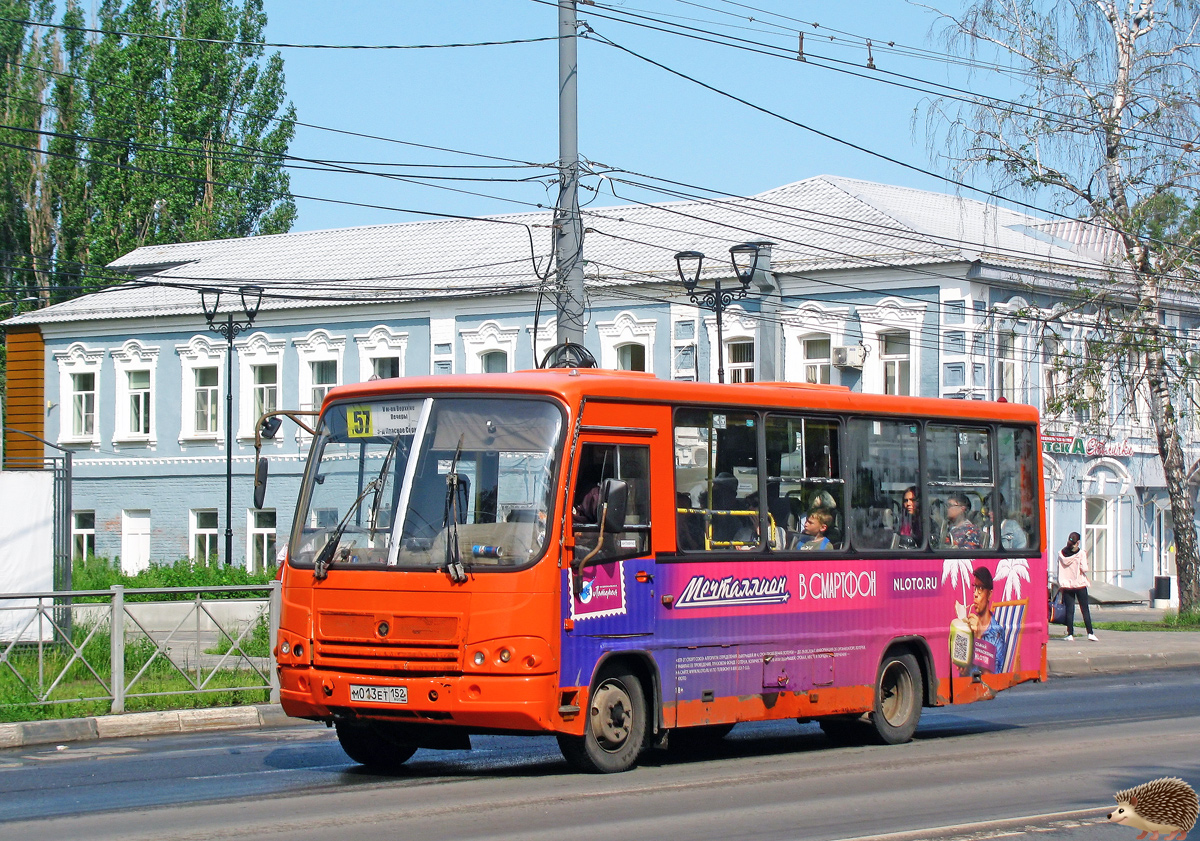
[4,176,1196,603]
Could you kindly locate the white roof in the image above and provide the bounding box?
[6,175,1114,326]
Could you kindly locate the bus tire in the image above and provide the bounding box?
[335,721,418,771]
[870,652,922,745]
[558,665,648,773]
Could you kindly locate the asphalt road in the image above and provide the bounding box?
[0,669,1197,841]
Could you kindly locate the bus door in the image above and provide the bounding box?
[565,437,655,639]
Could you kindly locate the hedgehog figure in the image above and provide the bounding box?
[1107,777,1199,841]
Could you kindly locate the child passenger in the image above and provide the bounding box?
[795,508,833,551]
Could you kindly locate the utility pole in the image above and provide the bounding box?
[555,0,586,345]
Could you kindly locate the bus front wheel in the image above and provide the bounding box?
[335,721,418,771]
[558,665,648,773]
[870,652,922,744]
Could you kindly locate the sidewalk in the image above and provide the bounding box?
[1,608,1196,752]
[1046,603,1200,677]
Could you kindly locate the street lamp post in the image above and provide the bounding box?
[201,285,263,566]
[674,243,770,383]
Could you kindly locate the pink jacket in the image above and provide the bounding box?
[1058,547,1090,589]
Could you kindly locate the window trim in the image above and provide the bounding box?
[597,310,656,373]
[236,332,286,440]
[54,342,104,446]
[177,336,226,442]
[111,339,159,445]
[354,325,408,382]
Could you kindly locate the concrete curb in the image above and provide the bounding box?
[0,704,305,750]
[1049,650,1200,677]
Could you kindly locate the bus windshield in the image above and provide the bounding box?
[290,396,563,574]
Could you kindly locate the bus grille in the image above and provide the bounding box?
[315,611,463,675]
[314,640,462,674]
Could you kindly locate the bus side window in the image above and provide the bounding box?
[572,443,651,563]
[765,414,844,551]
[847,418,920,551]
[674,408,760,551]
[926,425,994,551]
[997,426,1038,552]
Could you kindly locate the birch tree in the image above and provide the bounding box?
[924,0,1200,612]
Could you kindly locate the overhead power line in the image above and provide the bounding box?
[2,16,563,50]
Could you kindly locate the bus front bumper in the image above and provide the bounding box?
[278,666,574,733]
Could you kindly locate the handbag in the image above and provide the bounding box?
[1048,590,1067,625]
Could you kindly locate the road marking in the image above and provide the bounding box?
[834,808,1111,841]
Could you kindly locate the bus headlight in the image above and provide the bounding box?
[498,648,511,663]
[473,651,486,666]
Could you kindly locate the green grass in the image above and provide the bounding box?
[72,556,275,601]
[1093,611,1200,632]
[0,618,269,723]
[206,614,272,658]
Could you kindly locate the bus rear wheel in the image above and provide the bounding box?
[870,652,922,744]
[558,665,648,773]
[335,721,418,771]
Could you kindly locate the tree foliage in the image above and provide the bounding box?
[925,0,1200,611]
[1,0,295,306]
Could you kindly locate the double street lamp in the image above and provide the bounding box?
[201,285,263,566]
[674,242,770,383]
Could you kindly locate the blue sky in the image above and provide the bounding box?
[259,1,991,233]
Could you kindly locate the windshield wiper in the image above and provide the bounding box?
[314,478,381,581]
[368,435,404,539]
[444,435,467,583]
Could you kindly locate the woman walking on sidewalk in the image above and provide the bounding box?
[1059,532,1098,641]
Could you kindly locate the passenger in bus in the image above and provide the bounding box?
[896,486,922,549]
[964,566,1007,674]
[793,508,833,551]
[943,493,982,549]
[997,494,1028,550]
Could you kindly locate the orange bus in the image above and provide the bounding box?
[272,369,1047,773]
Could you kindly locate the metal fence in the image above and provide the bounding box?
[0,583,279,716]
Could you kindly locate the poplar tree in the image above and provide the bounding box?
[82,0,295,273]
[926,0,1200,612]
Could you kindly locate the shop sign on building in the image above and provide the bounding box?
[1041,433,1134,458]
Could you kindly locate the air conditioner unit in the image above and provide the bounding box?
[832,345,865,368]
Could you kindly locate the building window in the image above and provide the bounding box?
[127,370,151,435]
[248,509,276,573]
[617,343,646,371]
[1043,334,1063,414]
[997,331,1017,402]
[355,325,407,383]
[881,331,911,395]
[191,510,219,563]
[253,364,278,418]
[72,372,96,437]
[727,341,755,383]
[72,511,95,560]
[310,359,337,408]
[111,340,159,443]
[194,367,219,434]
[481,350,508,373]
[802,336,831,384]
[372,357,400,379]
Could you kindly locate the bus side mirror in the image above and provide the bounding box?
[600,478,628,533]
[253,458,269,509]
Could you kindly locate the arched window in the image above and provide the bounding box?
[481,350,508,373]
[617,343,646,371]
